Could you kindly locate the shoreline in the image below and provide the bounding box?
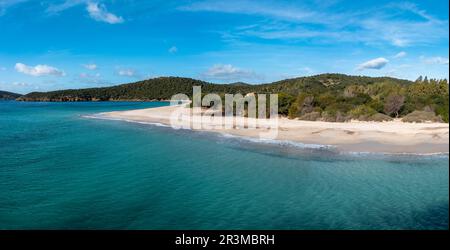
[15,99,172,102]
[98,105,450,155]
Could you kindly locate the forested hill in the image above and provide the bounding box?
[18,74,411,101]
[0,90,22,100]
[18,76,255,102]
[17,74,449,122]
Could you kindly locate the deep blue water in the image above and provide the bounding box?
[0,101,448,229]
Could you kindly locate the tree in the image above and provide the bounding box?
[16,74,448,123]
[288,93,314,118]
[277,93,295,116]
[415,76,423,83]
[384,94,405,117]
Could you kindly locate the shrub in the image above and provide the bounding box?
[336,112,350,122]
[316,92,337,110]
[347,93,372,106]
[384,94,405,117]
[278,93,295,116]
[432,95,449,123]
[368,98,384,113]
[435,105,449,123]
[402,111,444,123]
[288,93,315,118]
[321,111,337,122]
[324,102,353,115]
[367,113,393,122]
[348,105,377,120]
[299,112,321,121]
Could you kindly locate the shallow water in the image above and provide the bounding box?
[0,101,448,229]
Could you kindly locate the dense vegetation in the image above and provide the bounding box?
[18,77,256,102]
[283,75,449,122]
[0,90,22,100]
[17,74,449,122]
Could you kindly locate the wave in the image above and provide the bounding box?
[81,113,170,128]
[219,132,334,150]
[344,150,449,157]
[219,133,449,157]
[83,113,448,158]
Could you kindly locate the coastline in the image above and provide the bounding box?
[98,105,450,154]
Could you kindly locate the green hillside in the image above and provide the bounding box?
[0,90,22,100]
[17,74,449,122]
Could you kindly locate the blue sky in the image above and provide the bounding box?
[0,0,448,94]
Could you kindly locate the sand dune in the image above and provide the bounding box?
[102,105,449,154]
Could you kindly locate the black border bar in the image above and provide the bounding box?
[0,230,448,249]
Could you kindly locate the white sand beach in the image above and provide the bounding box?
[101,105,450,154]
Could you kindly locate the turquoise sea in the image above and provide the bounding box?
[0,101,448,229]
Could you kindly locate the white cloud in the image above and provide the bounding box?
[86,2,123,24]
[203,64,257,81]
[83,63,97,70]
[421,56,449,65]
[300,67,314,74]
[46,1,124,24]
[80,72,100,78]
[12,81,30,87]
[0,0,27,16]
[181,1,448,47]
[359,15,449,47]
[395,2,435,22]
[46,0,86,13]
[168,46,178,53]
[117,68,136,77]
[391,38,408,47]
[180,0,325,24]
[78,72,104,84]
[393,51,407,59]
[357,58,389,71]
[15,63,65,76]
